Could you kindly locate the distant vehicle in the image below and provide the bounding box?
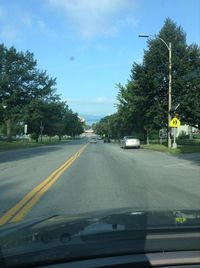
[121,136,140,149]
[90,137,97,143]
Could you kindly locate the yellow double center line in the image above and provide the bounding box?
[0,144,88,226]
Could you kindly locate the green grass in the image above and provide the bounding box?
[0,141,41,151]
[112,138,200,154]
[141,143,200,154]
[177,139,200,145]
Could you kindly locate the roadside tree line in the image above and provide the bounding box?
[94,19,200,141]
[0,44,83,142]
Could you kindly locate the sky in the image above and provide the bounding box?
[0,0,199,122]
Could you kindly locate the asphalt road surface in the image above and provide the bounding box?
[0,138,199,225]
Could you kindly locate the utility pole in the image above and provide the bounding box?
[168,42,172,148]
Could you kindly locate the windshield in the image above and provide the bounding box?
[0,0,200,266]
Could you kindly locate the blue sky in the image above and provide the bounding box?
[0,0,199,119]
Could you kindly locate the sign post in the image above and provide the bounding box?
[23,124,28,146]
[24,124,28,135]
[144,125,151,145]
[159,128,167,145]
[173,128,177,149]
[169,117,181,149]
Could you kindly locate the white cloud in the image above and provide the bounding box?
[21,13,33,27]
[67,96,116,116]
[119,17,139,28]
[36,19,55,37]
[95,97,114,104]
[0,6,5,20]
[0,5,20,43]
[67,97,115,105]
[0,25,19,42]
[48,0,138,38]
[37,20,46,32]
[95,43,108,52]
[21,14,52,36]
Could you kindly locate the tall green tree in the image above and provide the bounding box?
[0,44,84,141]
[0,44,61,140]
[180,44,200,127]
[63,110,83,137]
[0,47,35,139]
[117,18,200,139]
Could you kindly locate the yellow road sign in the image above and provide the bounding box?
[169,117,181,128]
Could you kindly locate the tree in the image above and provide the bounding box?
[0,44,84,142]
[63,111,84,137]
[93,114,122,139]
[117,18,200,141]
[0,46,36,140]
[180,44,200,127]
[137,18,189,128]
[0,45,57,140]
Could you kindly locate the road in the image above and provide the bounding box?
[0,138,199,225]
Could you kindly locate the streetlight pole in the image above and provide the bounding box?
[168,42,172,148]
[139,34,172,148]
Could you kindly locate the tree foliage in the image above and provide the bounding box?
[0,44,83,141]
[95,18,200,140]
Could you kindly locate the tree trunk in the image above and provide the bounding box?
[146,131,149,145]
[189,126,193,140]
[6,119,12,142]
[59,135,62,141]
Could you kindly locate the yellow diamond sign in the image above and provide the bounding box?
[170,117,181,128]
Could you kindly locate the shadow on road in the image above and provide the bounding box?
[175,152,200,167]
[0,146,62,164]
[0,140,85,164]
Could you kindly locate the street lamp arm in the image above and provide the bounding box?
[157,37,170,51]
[139,33,170,50]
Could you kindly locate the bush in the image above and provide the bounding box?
[177,139,200,145]
[132,133,145,142]
[0,135,7,141]
[193,133,200,139]
[149,129,159,140]
[178,130,189,140]
[30,133,39,141]
[178,135,190,140]
[178,134,189,140]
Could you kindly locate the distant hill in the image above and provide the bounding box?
[80,114,105,126]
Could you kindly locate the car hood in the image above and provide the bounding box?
[1,207,200,234]
[1,208,200,266]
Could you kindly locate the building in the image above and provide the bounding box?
[177,124,198,137]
